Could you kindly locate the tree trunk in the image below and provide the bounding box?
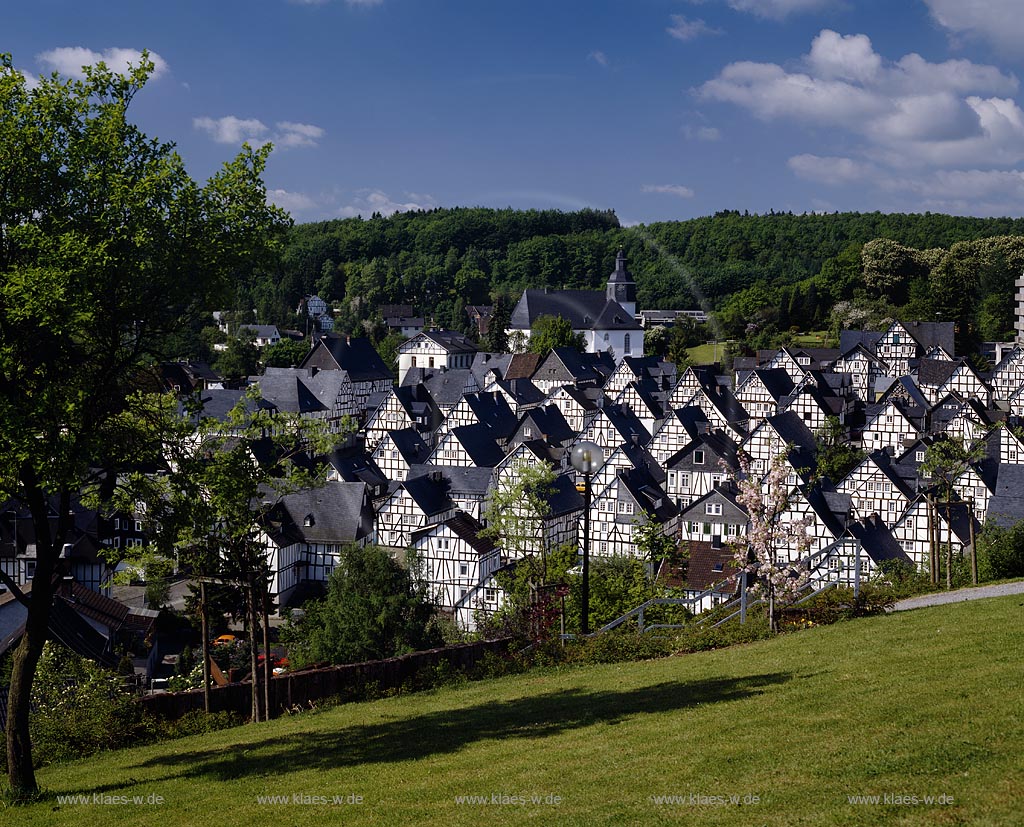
[5,485,66,797]
[261,583,271,720]
[969,498,978,586]
[200,580,211,714]
[946,491,953,590]
[247,581,260,723]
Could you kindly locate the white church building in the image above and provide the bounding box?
[507,249,644,362]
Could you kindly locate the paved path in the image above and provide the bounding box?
[892,580,1024,612]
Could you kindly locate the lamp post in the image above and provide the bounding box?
[571,440,603,636]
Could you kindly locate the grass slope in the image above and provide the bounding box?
[13,595,1024,826]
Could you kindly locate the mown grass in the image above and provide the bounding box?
[9,594,1024,826]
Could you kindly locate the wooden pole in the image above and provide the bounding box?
[261,583,272,719]
[200,580,211,714]
[969,497,978,585]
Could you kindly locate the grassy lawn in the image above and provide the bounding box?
[686,342,722,365]
[11,595,1023,826]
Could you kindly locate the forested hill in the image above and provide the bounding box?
[238,207,1024,344]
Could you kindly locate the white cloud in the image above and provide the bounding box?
[36,47,169,80]
[275,121,326,148]
[338,189,437,218]
[267,189,318,214]
[642,184,696,198]
[667,14,723,42]
[806,30,880,83]
[724,0,835,20]
[924,0,1024,56]
[683,124,721,141]
[787,154,876,185]
[194,116,325,149]
[194,115,270,146]
[699,29,1024,168]
[589,51,609,68]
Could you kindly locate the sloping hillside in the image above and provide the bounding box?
[17,594,1024,826]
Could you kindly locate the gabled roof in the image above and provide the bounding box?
[464,392,518,440]
[326,446,389,490]
[405,368,475,407]
[916,358,959,388]
[802,484,851,539]
[517,405,574,446]
[666,430,741,474]
[618,467,678,523]
[765,411,818,454]
[493,378,547,408]
[504,352,544,380]
[415,329,478,354]
[896,320,955,354]
[548,473,586,516]
[680,483,747,524]
[600,403,652,447]
[254,369,327,414]
[408,464,494,496]
[470,352,515,386]
[536,347,606,385]
[592,300,642,331]
[510,289,608,330]
[411,512,497,556]
[740,368,795,401]
[984,464,1024,527]
[384,428,430,466]
[400,474,456,517]
[846,514,912,565]
[680,542,740,594]
[839,330,884,353]
[270,482,371,546]
[298,334,394,381]
[449,424,506,467]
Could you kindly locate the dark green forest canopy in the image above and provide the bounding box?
[236,207,1024,347]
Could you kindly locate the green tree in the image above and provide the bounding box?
[482,462,557,574]
[0,54,288,795]
[814,416,864,482]
[280,544,441,667]
[262,337,310,369]
[920,438,983,588]
[213,329,261,380]
[528,314,584,357]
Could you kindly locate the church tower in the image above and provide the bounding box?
[606,249,637,318]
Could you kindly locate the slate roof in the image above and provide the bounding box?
[470,352,515,387]
[741,368,795,401]
[404,368,475,407]
[253,370,326,414]
[271,482,371,546]
[840,330,884,353]
[916,358,959,387]
[493,378,547,408]
[510,289,609,330]
[518,405,575,446]
[900,320,955,354]
[601,403,653,447]
[847,514,913,565]
[618,467,679,523]
[385,428,430,466]
[401,474,456,517]
[464,392,518,439]
[325,447,389,491]
[548,473,586,516]
[408,464,494,496]
[190,388,271,423]
[411,512,497,556]
[449,424,506,467]
[298,334,394,382]
[984,464,1024,527]
[416,330,478,354]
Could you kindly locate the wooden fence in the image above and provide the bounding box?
[141,638,512,721]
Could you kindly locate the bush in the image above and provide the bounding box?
[564,630,676,665]
[29,642,158,767]
[793,583,895,625]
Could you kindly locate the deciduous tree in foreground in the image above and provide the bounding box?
[0,53,288,797]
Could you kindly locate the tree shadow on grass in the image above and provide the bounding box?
[115,671,796,786]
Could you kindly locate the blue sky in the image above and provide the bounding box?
[8,0,1024,223]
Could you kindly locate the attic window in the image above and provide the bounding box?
[712,563,724,572]
[303,514,315,527]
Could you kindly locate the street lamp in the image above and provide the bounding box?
[571,440,603,635]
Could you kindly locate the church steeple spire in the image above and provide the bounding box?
[607,248,637,316]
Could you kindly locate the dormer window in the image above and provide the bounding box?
[303,514,315,527]
[694,450,705,465]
